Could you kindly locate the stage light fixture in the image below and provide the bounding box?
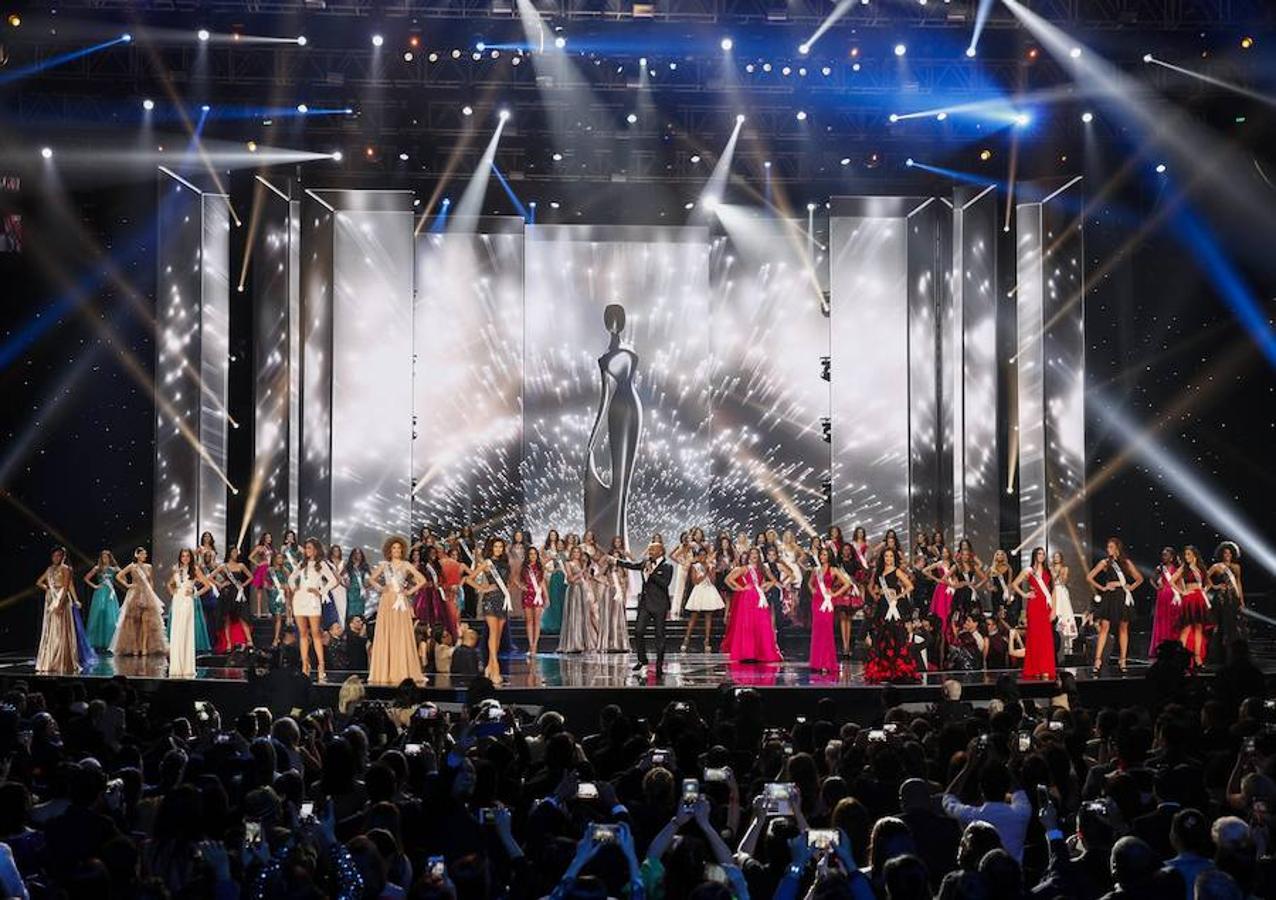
[806,202,817,211]
[905,157,914,166]
[462,105,473,116]
[554,35,566,49]
[40,146,53,159]
[690,154,701,163]
[1014,112,1031,126]
[404,51,413,61]
[721,37,734,51]
[247,141,258,152]
[936,112,947,120]
[1081,111,1093,123]
[452,49,462,59]
[550,201,560,209]
[852,62,861,71]
[201,104,211,113]
[331,150,344,161]
[888,113,899,122]
[798,67,807,76]
[762,62,772,72]
[365,146,375,158]
[296,35,307,46]
[781,65,792,75]
[764,160,772,168]
[499,108,511,120]
[476,41,487,51]
[372,34,384,47]
[795,110,807,121]
[894,43,907,56]
[1069,46,1082,58]
[1142,53,1153,63]
[552,152,563,161]
[821,66,831,76]
[410,35,420,48]
[840,157,850,165]
[965,46,976,57]
[197,28,211,42]
[639,56,647,66]
[143,98,155,111]
[472,51,481,60]
[491,49,500,57]
[8,13,20,27]
[297,103,309,113]
[684,201,695,210]
[1155,163,1167,173]
[745,63,755,72]
[511,55,519,65]
[399,152,409,161]
[1027,47,1038,59]
[979,148,992,160]
[799,43,810,55]
[122,33,132,42]
[669,61,678,69]
[850,46,860,58]
[1240,36,1254,49]
[428,52,439,62]
[627,112,638,124]
[736,113,746,123]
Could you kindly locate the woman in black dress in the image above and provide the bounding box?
[864,548,918,683]
[949,548,987,619]
[1207,541,1245,664]
[1085,537,1145,675]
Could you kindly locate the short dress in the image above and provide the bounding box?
[478,564,510,619]
[1093,559,1135,623]
[522,563,546,610]
[685,562,725,611]
[1177,566,1210,627]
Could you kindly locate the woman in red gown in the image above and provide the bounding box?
[1148,547,1181,655]
[1172,545,1211,668]
[720,548,783,663]
[1012,547,1056,680]
[809,548,852,673]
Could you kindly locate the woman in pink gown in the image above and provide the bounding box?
[1012,547,1056,680]
[921,547,956,665]
[720,549,783,663]
[809,548,852,673]
[1148,547,1182,655]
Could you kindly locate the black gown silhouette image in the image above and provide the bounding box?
[584,303,642,548]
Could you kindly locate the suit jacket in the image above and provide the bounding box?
[617,556,674,613]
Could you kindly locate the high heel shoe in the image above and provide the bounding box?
[680,640,691,653]
[703,639,712,653]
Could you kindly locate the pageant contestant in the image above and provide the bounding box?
[763,546,793,634]
[486,537,517,663]
[289,538,338,680]
[1049,551,1077,654]
[248,531,275,618]
[1013,547,1056,680]
[83,550,120,653]
[507,529,528,598]
[112,548,168,657]
[35,547,80,675]
[557,545,597,654]
[1172,545,1211,668]
[721,548,783,664]
[541,532,565,635]
[950,548,986,618]
[922,547,956,665]
[597,542,631,653]
[212,546,253,652]
[166,548,208,679]
[778,531,806,627]
[1209,542,1245,660]
[266,552,290,647]
[810,548,851,673]
[1085,537,1145,675]
[326,545,348,627]
[344,547,371,621]
[988,550,1017,622]
[368,536,426,686]
[680,547,725,652]
[173,553,213,656]
[983,614,1011,670]
[281,530,301,571]
[670,533,693,619]
[864,547,918,683]
[521,546,547,655]
[1149,547,1182,654]
[197,532,220,638]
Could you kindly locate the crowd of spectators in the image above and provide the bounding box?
[0,638,1273,900]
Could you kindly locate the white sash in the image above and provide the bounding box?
[1031,570,1052,604]
[531,568,544,607]
[489,563,512,611]
[384,566,412,613]
[1161,567,1182,606]
[48,584,67,610]
[749,569,767,609]
[1223,566,1241,597]
[878,575,901,621]
[1112,560,1134,607]
[995,573,1012,603]
[1190,564,1212,609]
[815,570,835,613]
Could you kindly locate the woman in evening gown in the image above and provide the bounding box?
[324,544,348,628]
[988,549,1017,623]
[540,532,565,634]
[557,546,597,654]
[1049,551,1077,657]
[521,546,548,656]
[248,531,275,619]
[810,548,852,673]
[212,546,253,652]
[864,548,918,683]
[167,549,208,678]
[922,547,956,666]
[35,547,80,675]
[680,548,725,652]
[1207,542,1244,664]
[367,536,425,686]
[344,548,371,621]
[669,533,693,621]
[721,548,783,664]
[1085,537,1145,675]
[596,544,631,653]
[198,532,221,640]
[83,550,120,653]
[1013,547,1056,680]
[1171,545,1211,668]
[1148,547,1182,655]
[112,548,168,657]
[834,543,862,659]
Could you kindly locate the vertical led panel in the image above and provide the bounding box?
[1016,177,1088,590]
[153,169,230,571]
[708,212,830,538]
[412,218,524,533]
[300,190,414,555]
[829,197,946,550]
[250,177,300,540]
[950,185,1000,552]
[522,224,714,546]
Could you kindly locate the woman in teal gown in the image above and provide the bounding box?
[540,535,565,634]
[83,550,121,652]
[345,548,371,620]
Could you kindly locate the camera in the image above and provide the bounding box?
[245,822,262,845]
[194,700,212,722]
[299,801,314,821]
[1018,732,1032,752]
[763,782,796,816]
[807,829,840,851]
[682,778,700,804]
[704,767,731,783]
[576,782,599,800]
[591,823,620,843]
[404,743,423,756]
[868,730,887,743]
[1048,721,1064,732]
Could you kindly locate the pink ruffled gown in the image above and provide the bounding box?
[808,568,839,672]
[721,568,782,663]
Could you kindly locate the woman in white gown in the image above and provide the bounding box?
[167,549,210,678]
[680,548,725,653]
[1050,551,1077,654]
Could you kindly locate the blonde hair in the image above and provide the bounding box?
[338,675,366,714]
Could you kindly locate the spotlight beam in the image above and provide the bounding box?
[451,119,508,225]
[800,0,857,57]
[0,34,131,86]
[694,116,744,219]
[1145,55,1276,109]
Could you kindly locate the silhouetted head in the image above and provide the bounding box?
[604,303,626,335]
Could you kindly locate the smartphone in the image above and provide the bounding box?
[868,729,887,743]
[796,716,807,725]
[1036,785,1051,807]
[245,821,262,844]
[299,801,314,820]
[1048,721,1064,732]
[414,704,438,720]
[704,767,730,783]
[807,829,840,850]
[477,808,497,825]
[576,782,599,801]
[428,856,446,879]
[682,778,700,804]
[883,723,899,735]
[1018,732,1032,753]
[649,748,671,767]
[404,743,423,756]
[194,700,211,722]
[764,782,795,816]
[705,863,729,884]
[592,823,620,843]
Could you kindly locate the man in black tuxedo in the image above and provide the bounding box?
[616,540,673,675]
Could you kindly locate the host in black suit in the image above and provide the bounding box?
[616,541,673,674]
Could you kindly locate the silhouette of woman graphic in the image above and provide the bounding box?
[584,303,642,548]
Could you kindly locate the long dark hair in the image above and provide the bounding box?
[302,537,325,572]
[177,548,196,580]
[345,547,370,575]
